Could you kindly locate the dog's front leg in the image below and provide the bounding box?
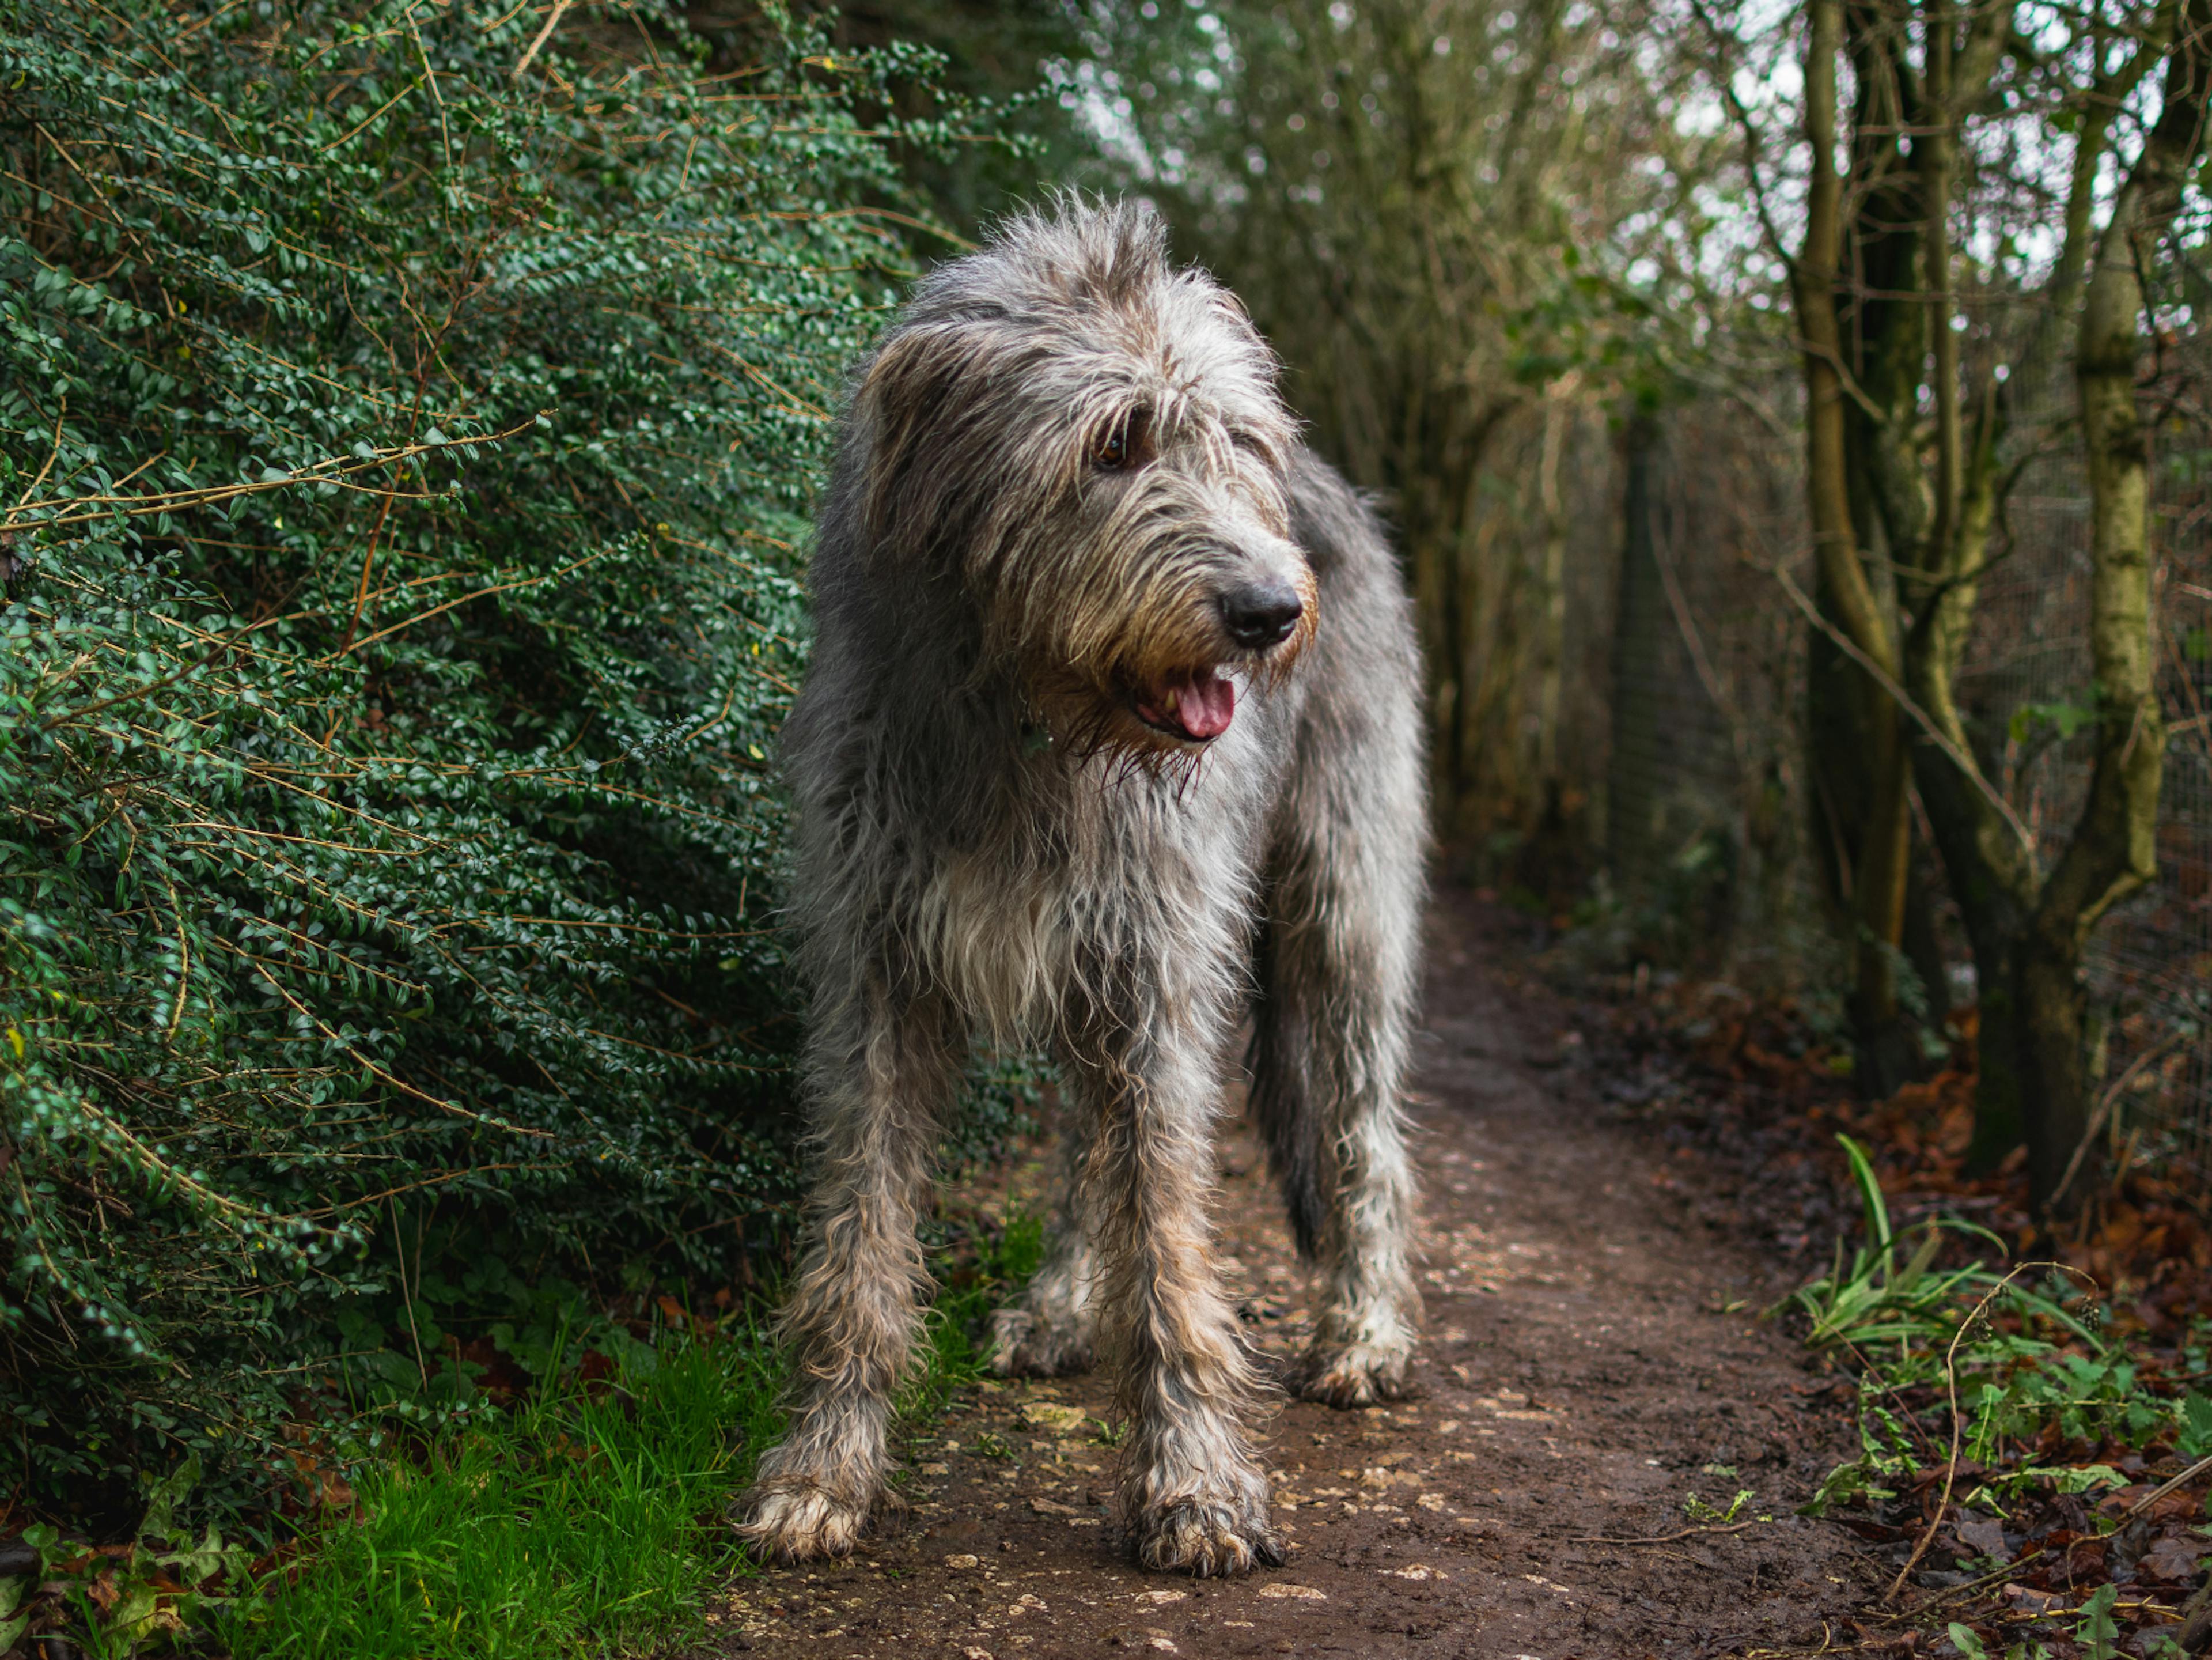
[736,979,961,1563]
[1067,1003,1285,1577]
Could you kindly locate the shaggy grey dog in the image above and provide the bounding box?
[736,201,1427,1578]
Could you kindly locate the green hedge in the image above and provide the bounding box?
[0,0,992,1527]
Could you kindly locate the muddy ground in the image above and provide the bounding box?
[696,893,1887,1659]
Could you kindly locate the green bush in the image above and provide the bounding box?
[0,0,983,1526]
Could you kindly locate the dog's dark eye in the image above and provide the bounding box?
[1093,410,1149,472]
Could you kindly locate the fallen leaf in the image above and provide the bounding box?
[1259,1583,1327,1600]
[2142,1534,2206,1583]
[1020,1402,1088,1434]
[2001,1583,2064,1616]
[1953,1512,2008,1560]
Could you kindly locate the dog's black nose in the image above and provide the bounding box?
[1220,580,1304,649]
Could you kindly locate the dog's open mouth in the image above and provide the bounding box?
[1132,668,1237,743]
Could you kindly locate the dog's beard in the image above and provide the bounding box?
[1016,665,1208,782]
[1013,661,1265,796]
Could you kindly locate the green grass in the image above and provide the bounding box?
[1787,1133,2015,1356]
[910,1206,1047,1415]
[12,1208,1045,1658]
[214,1209,1045,1660]
[224,1333,785,1660]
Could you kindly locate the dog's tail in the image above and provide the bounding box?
[1245,920,1328,1261]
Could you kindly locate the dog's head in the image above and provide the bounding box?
[848,198,1313,761]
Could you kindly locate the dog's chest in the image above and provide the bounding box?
[912,761,1266,1042]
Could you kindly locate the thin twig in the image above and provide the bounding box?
[1923,1545,2048,1608]
[1683,0,1790,266]
[2,417,536,534]
[1572,1518,1764,1545]
[512,0,569,77]
[2124,1451,2212,1520]
[1886,1261,2092,1605]
[2048,1028,2195,1208]
[834,205,976,249]
[38,637,236,735]
[331,542,616,659]
[12,396,66,512]
[248,962,554,1136]
[389,1197,429,1394]
[2173,1558,2212,1648]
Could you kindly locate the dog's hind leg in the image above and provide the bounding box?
[1250,750,1426,1409]
[988,1123,1100,1377]
[736,976,963,1563]
[1066,974,1284,1577]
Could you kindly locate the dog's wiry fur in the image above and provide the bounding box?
[737,201,1427,1577]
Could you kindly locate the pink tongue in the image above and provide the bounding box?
[1166,670,1235,739]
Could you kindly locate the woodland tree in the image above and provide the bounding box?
[1703,0,2209,1207]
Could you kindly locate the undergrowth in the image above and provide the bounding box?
[1793,1136,2212,1654]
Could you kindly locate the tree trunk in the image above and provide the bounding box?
[2031,0,2209,1209]
[1964,921,2028,1172]
[2016,931,2092,1208]
[1904,309,2037,1177]
[1533,390,1572,796]
[1794,0,1916,1092]
[1608,413,1668,898]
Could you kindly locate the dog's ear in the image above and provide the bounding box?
[854,324,976,558]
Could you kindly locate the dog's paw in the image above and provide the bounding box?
[1130,1495,1285,1578]
[732,1481,872,1564]
[1291,1340,1414,1409]
[987,1305,1096,1378]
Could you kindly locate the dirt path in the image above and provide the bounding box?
[699,894,1881,1659]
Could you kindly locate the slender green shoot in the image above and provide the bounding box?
[1787,1135,2008,1355]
